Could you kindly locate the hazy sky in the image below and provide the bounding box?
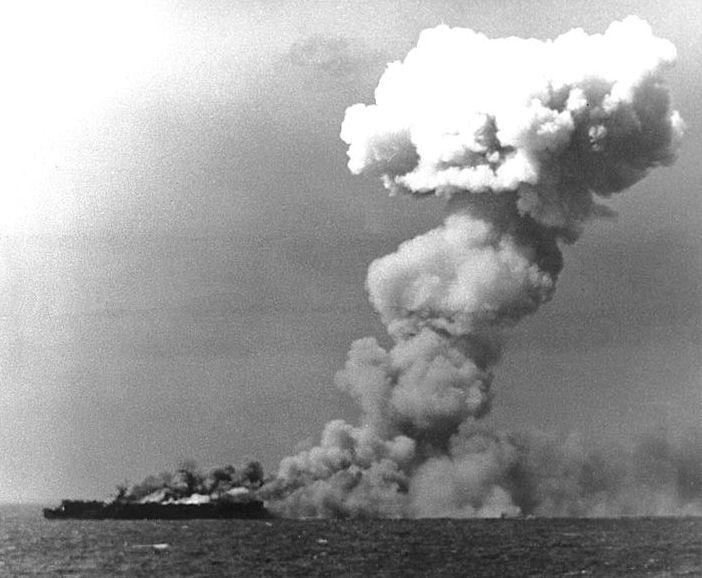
[1,0,700,503]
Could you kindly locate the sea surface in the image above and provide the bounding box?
[1,505,700,576]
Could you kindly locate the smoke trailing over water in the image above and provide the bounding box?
[411,426,702,518]
[263,17,693,517]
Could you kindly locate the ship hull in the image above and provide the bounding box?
[43,500,269,520]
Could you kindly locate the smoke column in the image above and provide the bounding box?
[263,17,694,517]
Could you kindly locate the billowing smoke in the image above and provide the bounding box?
[263,17,691,517]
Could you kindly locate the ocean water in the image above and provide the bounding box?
[1,505,700,577]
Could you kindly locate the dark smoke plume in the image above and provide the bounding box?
[263,17,690,518]
[116,460,264,505]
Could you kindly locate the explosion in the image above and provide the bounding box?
[263,17,695,518]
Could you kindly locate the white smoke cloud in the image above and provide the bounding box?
[264,17,686,518]
[340,15,684,233]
